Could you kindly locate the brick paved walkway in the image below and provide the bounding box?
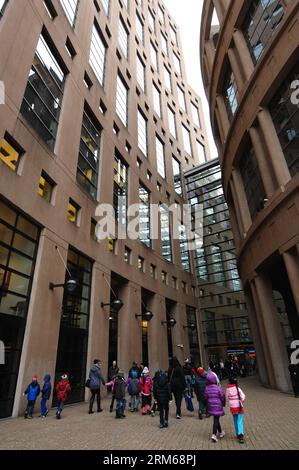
[0,377,298,450]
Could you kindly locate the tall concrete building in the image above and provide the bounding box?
[200,0,299,392]
[0,0,210,417]
[185,159,254,367]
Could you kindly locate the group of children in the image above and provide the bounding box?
[23,366,246,444]
[24,374,71,420]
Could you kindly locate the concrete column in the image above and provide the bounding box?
[227,47,244,93]
[118,282,142,373]
[215,105,226,145]
[204,40,215,77]
[212,0,225,22]
[231,169,252,233]
[216,95,230,138]
[86,267,111,397]
[282,250,299,315]
[254,274,291,392]
[13,230,68,416]
[147,294,168,372]
[233,30,254,81]
[244,286,269,386]
[257,109,291,188]
[229,180,245,238]
[249,126,276,197]
[171,302,188,365]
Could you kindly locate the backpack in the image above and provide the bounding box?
[128,378,139,395]
[114,376,126,399]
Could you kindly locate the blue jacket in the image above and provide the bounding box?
[41,375,52,400]
[25,381,41,401]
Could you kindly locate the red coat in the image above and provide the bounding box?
[139,375,152,396]
[56,380,71,401]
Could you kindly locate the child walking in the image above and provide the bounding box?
[40,374,52,418]
[204,372,226,442]
[153,370,171,428]
[194,367,207,420]
[226,377,246,443]
[127,369,140,412]
[107,370,127,418]
[56,374,71,419]
[139,367,152,415]
[24,375,40,419]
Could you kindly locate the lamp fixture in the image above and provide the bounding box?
[183,323,196,331]
[161,317,176,327]
[101,298,124,312]
[135,311,154,322]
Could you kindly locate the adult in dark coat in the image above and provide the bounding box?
[168,357,186,419]
[153,370,172,428]
[194,368,207,419]
[88,359,105,414]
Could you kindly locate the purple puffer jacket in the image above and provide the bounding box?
[204,372,225,416]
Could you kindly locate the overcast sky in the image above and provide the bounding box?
[163,0,218,159]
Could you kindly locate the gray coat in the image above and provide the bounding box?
[89,365,105,390]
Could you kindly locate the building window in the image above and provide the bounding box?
[197,141,206,164]
[269,62,299,176]
[0,199,40,418]
[77,104,101,199]
[173,52,181,75]
[101,0,110,16]
[182,124,193,156]
[108,238,117,253]
[114,152,128,225]
[67,199,80,224]
[223,67,238,120]
[150,42,158,70]
[172,276,177,289]
[158,4,164,24]
[0,134,24,172]
[239,143,266,219]
[124,246,132,264]
[172,157,182,196]
[160,205,172,262]
[38,171,55,202]
[59,0,79,26]
[179,224,191,272]
[20,33,66,151]
[161,270,167,284]
[150,263,156,279]
[163,65,172,92]
[138,256,144,272]
[191,102,201,128]
[156,136,166,179]
[161,33,168,56]
[168,106,177,139]
[139,184,151,247]
[196,246,208,280]
[210,245,225,286]
[137,55,146,93]
[186,306,200,365]
[153,83,162,118]
[243,0,285,64]
[89,23,107,87]
[0,0,8,19]
[136,13,144,44]
[116,74,128,127]
[119,17,129,60]
[177,85,186,111]
[137,109,148,157]
[90,219,97,241]
[148,8,155,32]
[170,24,177,44]
[182,281,187,293]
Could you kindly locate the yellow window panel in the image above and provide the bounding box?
[0,139,20,172]
[67,202,77,223]
[38,176,46,197]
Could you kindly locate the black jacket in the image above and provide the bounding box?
[168,366,186,393]
[194,373,207,401]
[183,363,193,376]
[153,373,172,405]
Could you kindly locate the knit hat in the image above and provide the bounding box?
[61,374,68,380]
[142,367,149,375]
[197,367,204,375]
[32,375,38,381]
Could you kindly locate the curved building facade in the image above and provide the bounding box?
[201,0,299,392]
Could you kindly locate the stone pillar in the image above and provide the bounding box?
[204,40,215,77]
[171,302,188,365]
[257,109,291,188]
[233,30,254,81]
[249,126,276,197]
[227,47,244,93]
[244,287,269,386]
[118,282,142,373]
[212,0,226,22]
[253,274,291,392]
[282,250,299,315]
[86,267,111,399]
[13,230,68,416]
[229,180,245,238]
[216,95,230,138]
[147,294,168,372]
[231,169,252,233]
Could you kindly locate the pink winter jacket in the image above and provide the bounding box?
[226,384,246,414]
